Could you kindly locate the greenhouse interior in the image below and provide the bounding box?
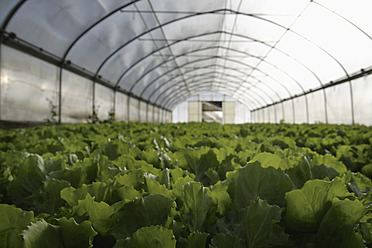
[1,1,372,248]
[1,0,371,125]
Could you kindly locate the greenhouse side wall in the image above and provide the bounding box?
[252,73,372,126]
[0,46,170,125]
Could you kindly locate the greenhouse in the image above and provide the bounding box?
[1,0,371,125]
[0,1,372,248]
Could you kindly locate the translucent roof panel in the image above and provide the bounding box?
[1,0,371,112]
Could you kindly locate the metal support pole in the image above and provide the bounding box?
[323,89,328,124]
[113,89,116,121]
[92,81,96,122]
[292,99,296,124]
[348,81,355,125]
[0,45,2,121]
[146,102,149,122]
[58,66,63,124]
[304,95,309,123]
[127,95,130,122]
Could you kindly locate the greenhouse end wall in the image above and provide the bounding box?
[251,73,372,126]
[0,46,171,124]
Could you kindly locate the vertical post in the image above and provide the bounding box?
[58,65,63,124]
[92,81,96,122]
[0,45,2,121]
[348,81,355,125]
[323,89,328,124]
[138,99,141,122]
[146,102,149,122]
[113,89,116,121]
[304,94,309,124]
[127,95,130,122]
[292,99,296,124]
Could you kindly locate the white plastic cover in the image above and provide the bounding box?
[1,0,372,124]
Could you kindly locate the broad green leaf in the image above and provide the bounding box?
[187,231,208,248]
[71,194,115,234]
[311,164,339,180]
[227,162,293,210]
[59,217,97,248]
[208,181,231,215]
[183,182,213,232]
[0,204,34,248]
[286,158,339,189]
[7,154,46,206]
[113,238,132,248]
[312,154,347,174]
[22,220,64,248]
[316,198,368,247]
[158,168,171,188]
[210,233,245,248]
[194,150,220,185]
[249,152,282,169]
[172,176,194,200]
[342,171,372,193]
[318,224,365,248]
[358,221,372,244]
[285,178,352,231]
[212,147,236,164]
[40,178,70,214]
[145,177,175,199]
[115,169,144,190]
[60,182,110,206]
[132,226,176,248]
[100,140,131,160]
[240,199,288,248]
[112,185,141,202]
[114,155,159,175]
[111,194,175,239]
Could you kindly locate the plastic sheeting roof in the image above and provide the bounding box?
[1,0,372,111]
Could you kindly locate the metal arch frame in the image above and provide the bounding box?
[2,7,340,106]
[2,0,142,123]
[116,29,322,94]
[1,7,308,121]
[1,0,27,30]
[164,78,262,110]
[167,84,249,108]
[143,63,250,99]
[145,0,191,96]
[113,31,251,88]
[93,7,349,96]
[164,78,271,110]
[118,30,324,122]
[134,55,280,107]
[152,71,265,109]
[87,8,350,123]
[127,31,272,92]
[114,30,318,121]
[152,69,263,109]
[165,84,252,111]
[138,42,305,95]
[2,3,371,123]
[126,40,310,122]
[91,9,330,90]
[59,1,140,123]
[152,66,281,109]
[134,46,299,101]
[145,47,298,104]
[1,4,308,123]
[0,0,27,121]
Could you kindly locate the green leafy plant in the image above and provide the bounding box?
[0,122,371,247]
